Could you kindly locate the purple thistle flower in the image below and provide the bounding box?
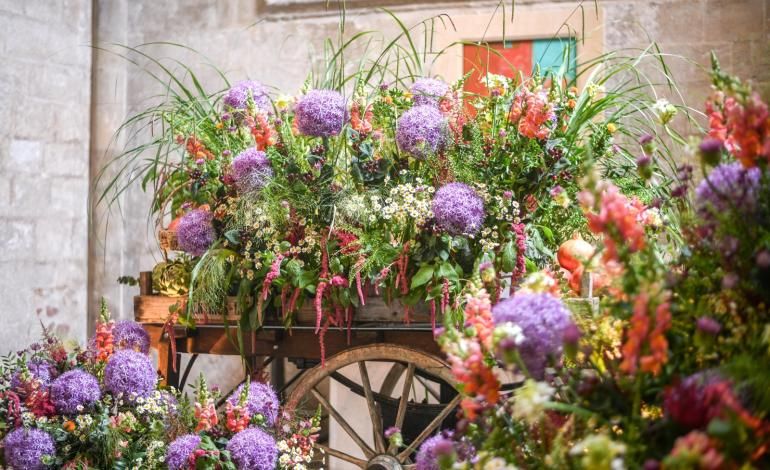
[3,427,56,470]
[104,350,157,399]
[113,320,151,354]
[294,89,347,137]
[176,209,216,257]
[231,148,273,193]
[166,434,201,470]
[696,316,721,335]
[695,162,761,218]
[396,105,448,158]
[224,80,271,111]
[410,78,449,106]
[416,434,455,470]
[226,381,280,426]
[432,182,485,236]
[226,427,278,470]
[10,359,56,393]
[50,369,101,414]
[492,292,573,379]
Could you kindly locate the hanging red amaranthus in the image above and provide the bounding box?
[510,222,527,288]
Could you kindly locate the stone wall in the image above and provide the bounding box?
[0,0,92,351]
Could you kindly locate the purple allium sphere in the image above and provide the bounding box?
[492,293,573,379]
[113,320,151,354]
[432,182,485,236]
[176,209,216,257]
[50,369,101,414]
[231,148,273,192]
[226,381,280,426]
[396,105,448,158]
[226,427,278,470]
[3,427,56,470]
[104,350,157,399]
[696,316,721,335]
[224,80,271,111]
[410,78,450,106]
[166,434,201,470]
[695,162,761,218]
[10,359,56,392]
[415,434,454,470]
[294,89,347,137]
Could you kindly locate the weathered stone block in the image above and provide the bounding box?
[7,139,43,170]
[0,219,35,259]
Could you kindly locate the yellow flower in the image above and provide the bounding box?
[606,122,617,134]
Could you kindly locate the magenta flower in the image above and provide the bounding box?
[226,381,280,426]
[113,320,151,354]
[226,427,278,470]
[231,148,273,192]
[3,427,56,470]
[166,434,201,470]
[294,89,347,137]
[410,78,449,106]
[432,182,485,236]
[176,209,216,257]
[224,80,271,111]
[104,349,157,398]
[695,162,760,218]
[492,292,573,379]
[50,369,101,414]
[396,105,448,158]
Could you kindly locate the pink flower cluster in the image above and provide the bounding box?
[707,91,770,167]
[581,185,646,262]
[508,89,555,140]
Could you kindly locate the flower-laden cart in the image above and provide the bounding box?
[101,31,677,469]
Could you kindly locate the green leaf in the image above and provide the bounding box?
[501,240,517,272]
[437,262,458,282]
[410,264,435,289]
[525,257,537,273]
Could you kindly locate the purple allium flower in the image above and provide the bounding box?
[104,350,157,399]
[432,182,485,236]
[722,272,739,290]
[176,209,216,257]
[50,369,101,414]
[294,89,347,137]
[416,434,454,470]
[166,434,201,470]
[226,427,278,470]
[492,292,573,379]
[695,162,761,218]
[410,78,449,106]
[224,80,271,111]
[113,320,151,354]
[226,381,280,426]
[3,427,56,470]
[231,148,273,193]
[396,105,448,158]
[10,359,56,392]
[696,316,721,335]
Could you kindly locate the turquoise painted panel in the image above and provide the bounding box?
[532,38,577,81]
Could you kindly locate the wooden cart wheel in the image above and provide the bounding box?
[286,344,460,470]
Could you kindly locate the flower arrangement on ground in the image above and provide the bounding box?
[0,302,319,469]
[417,58,770,469]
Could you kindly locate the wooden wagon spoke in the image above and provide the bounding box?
[310,387,375,458]
[397,394,461,462]
[414,374,441,402]
[388,363,415,454]
[316,443,367,467]
[358,361,386,453]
